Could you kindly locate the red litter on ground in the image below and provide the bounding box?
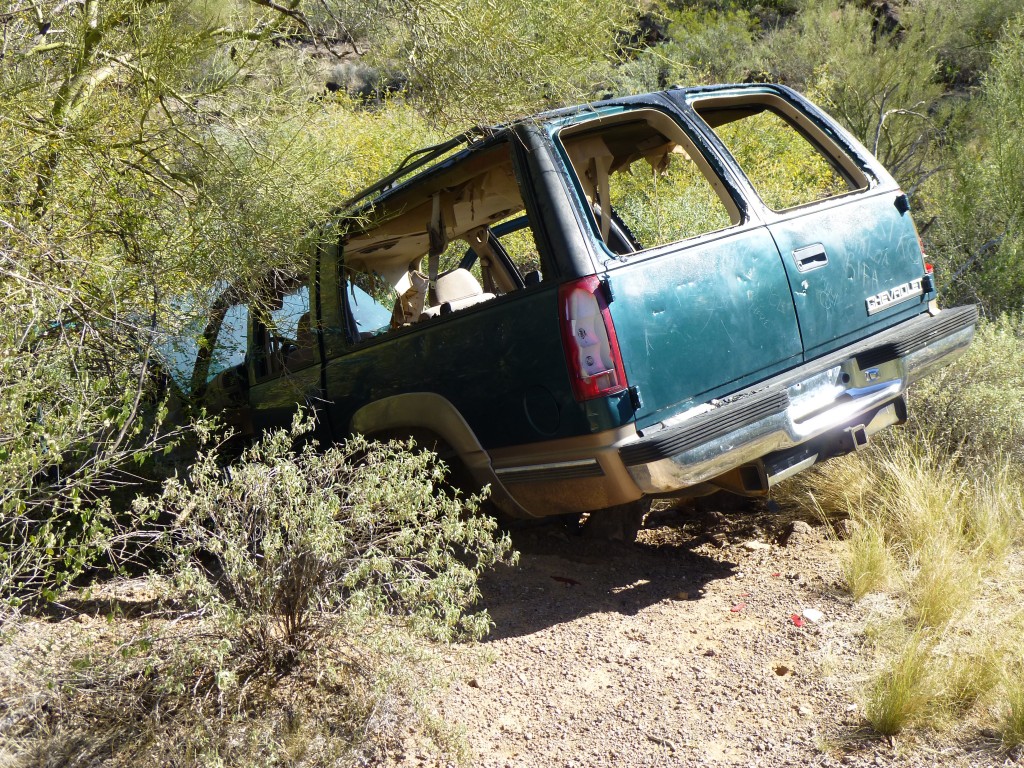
[790,614,804,627]
[730,603,746,613]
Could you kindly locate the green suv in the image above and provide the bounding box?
[184,84,977,538]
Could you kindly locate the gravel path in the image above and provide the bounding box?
[403,500,1021,768]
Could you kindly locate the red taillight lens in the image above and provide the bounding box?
[558,275,628,402]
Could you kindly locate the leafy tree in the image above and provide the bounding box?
[757,0,946,192]
[0,0,422,612]
[0,0,636,612]
[920,14,1024,312]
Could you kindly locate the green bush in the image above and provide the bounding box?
[906,315,1024,465]
[137,416,515,669]
[758,0,945,190]
[921,15,1024,314]
[904,0,1021,85]
[611,6,760,94]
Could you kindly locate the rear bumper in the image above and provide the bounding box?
[487,305,977,516]
[621,305,978,494]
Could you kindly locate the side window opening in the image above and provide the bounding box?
[693,97,870,211]
[488,214,541,282]
[558,109,740,255]
[338,140,543,343]
[250,277,312,380]
[206,302,249,383]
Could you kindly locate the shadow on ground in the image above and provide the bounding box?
[480,495,812,641]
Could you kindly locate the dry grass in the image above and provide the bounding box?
[939,641,1003,716]
[0,592,461,768]
[777,429,1024,741]
[863,630,934,735]
[908,542,978,627]
[842,518,893,599]
[1002,656,1024,747]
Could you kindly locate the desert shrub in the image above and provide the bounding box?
[0,418,515,766]
[904,0,1022,85]
[136,415,515,670]
[864,630,935,735]
[0,217,187,618]
[905,315,1024,465]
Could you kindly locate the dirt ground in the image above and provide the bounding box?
[3,498,1021,767]
[397,499,1023,768]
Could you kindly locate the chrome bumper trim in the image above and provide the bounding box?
[622,310,976,494]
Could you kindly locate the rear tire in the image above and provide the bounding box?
[579,498,651,542]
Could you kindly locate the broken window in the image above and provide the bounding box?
[339,139,539,343]
[250,277,312,380]
[156,294,249,396]
[207,303,249,382]
[693,96,869,211]
[558,109,739,255]
[344,269,396,340]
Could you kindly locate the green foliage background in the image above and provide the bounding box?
[3,0,1024,760]
[2,0,1024,610]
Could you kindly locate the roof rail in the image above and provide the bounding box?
[341,125,491,211]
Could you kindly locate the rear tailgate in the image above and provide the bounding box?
[768,191,928,359]
[685,85,932,362]
[607,228,802,430]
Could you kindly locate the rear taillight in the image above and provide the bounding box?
[558,276,628,401]
[923,261,935,294]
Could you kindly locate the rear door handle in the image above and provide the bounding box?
[793,243,828,272]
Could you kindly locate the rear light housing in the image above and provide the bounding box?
[558,275,628,401]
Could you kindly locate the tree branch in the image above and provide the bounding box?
[245,0,317,44]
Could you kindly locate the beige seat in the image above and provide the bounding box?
[390,270,429,329]
[420,268,495,319]
[285,311,315,368]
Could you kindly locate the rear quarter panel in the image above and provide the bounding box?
[323,287,634,449]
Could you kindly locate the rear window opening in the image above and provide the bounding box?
[557,109,741,256]
[338,140,543,343]
[693,95,871,211]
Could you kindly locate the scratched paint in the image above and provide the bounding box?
[767,191,928,359]
[607,226,802,429]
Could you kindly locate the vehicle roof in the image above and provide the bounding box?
[339,83,791,220]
